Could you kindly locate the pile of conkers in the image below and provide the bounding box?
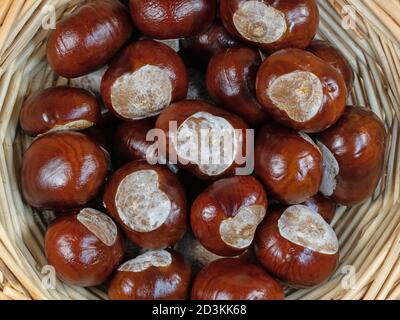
[19,0,387,300]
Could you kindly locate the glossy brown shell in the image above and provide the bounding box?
[103,161,187,249]
[101,40,188,121]
[255,123,323,204]
[21,131,108,210]
[254,208,339,288]
[220,0,319,52]
[256,48,347,133]
[302,194,337,224]
[317,106,387,206]
[191,176,267,256]
[181,20,240,68]
[108,250,192,300]
[20,86,101,136]
[129,0,216,39]
[206,46,269,126]
[45,212,125,287]
[47,0,133,78]
[156,100,249,180]
[308,40,354,93]
[191,258,284,300]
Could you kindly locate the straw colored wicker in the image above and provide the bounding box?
[0,0,399,300]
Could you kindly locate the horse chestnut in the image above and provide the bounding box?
[156,100,248,180]
[47,0,133,78]
[206,46,268,126]
[108,250,191,300]
[45,208,125,287]
[316,106,387,206]
[21,131,108,210]
[303,194,337,224]
[255,205,339,288]
[101,40,188,121]
[255,123,323,204]
[103,161,187,249]
[256,48,347,133]
[191,176,267,256]
[308,40,354,93]
[220,0,319,52]
[20,86,101,136]
[129,0,217,40]
[191,258,284,300]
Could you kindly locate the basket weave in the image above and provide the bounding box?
[0,0,400,300]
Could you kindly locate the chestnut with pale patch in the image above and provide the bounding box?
[317,141,340,197]
[103,161,187,249]
[255,205,339,288]
[191,176,268,256]
[108,250,192,300]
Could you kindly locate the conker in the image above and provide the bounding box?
[47,0,133,78]
[103,161,187,249]
[21,131,108,210]
[20,86,101,136]
[206,46,268,126]
[191,258,284,300]
[129,0,217,40]
[191,176,267,256]
[256,48,347,133]
[45,208,125,287]
[101,40,188,121]
[220,0,319,52]
[316,106,387,206]
[303,193,337,224]
[156,100,248,180]
[308,40,354,93]
[255,205,339,288]
[108,250,191,300]
[255,123,323,205]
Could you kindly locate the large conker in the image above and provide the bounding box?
[45,208,125,287]
[255,123,323,204]
[21,131,108,210]
[156,100,249,180]
[191,258,284,300]
[129,0,217,40]
[20,86,101,136]
[47,0,133,78]
[256,48,347,133]
[255,205,339,288]
[103,161,187,249]
[220,0,319,52]
[101,40,188,121]
[108,250,191,300]
[206,46,268,126]
[316,106,387,206]
[191,176,267,256]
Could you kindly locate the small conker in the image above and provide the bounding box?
[255,205,339,288]
[206,46,268,126]
[303,193,337,224]
[256,48,347,133]
[316,106,387,206]
[220,0,319,52]
[191,258,285,300]
[103,161,187,249]
[45,208,125,287]
[21,131,108,210]
[156,100,248,180]
[47,0,133,78]
[191,176,267,256]
[108,250,191,300]
[20,86,101,136]
[255,123,323,204]
[308,40,354,93]
[129,0,217,40]
[101,40,188,121]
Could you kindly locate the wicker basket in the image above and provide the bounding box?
[0,0,400,300]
